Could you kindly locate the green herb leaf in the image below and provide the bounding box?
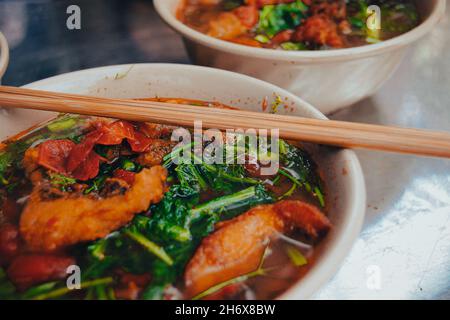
[47,116,78,133]
[257,0,309,37]
[254,34,270,44]
[280,41,306,51]
[124,228,174,266]
[32,277,114,300]
[49,173,77,190]
[278,141,325,207]
[190,185,273,220]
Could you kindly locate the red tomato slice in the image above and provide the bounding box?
[38,139,75,174]
[38,121,153,182]
[66,130,103,173]
[127,131,153,153]
[97,120,135,145]
[71,151,103,181]
[113,169,136,185]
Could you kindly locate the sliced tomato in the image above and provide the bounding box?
[38,140,75,174]
[113,169,136,185]
[66,130,103,173]
[127,131,153,153]
[71,151,103,181]
[7,254,75,290]
[38,121,154,182]
[97,120,135,145]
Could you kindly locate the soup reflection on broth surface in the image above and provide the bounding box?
[177,0,420,50]
[0,98,331,300]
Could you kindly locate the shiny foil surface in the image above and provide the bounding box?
[316,7,450,300]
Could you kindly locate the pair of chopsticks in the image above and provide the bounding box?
[0,85,449,158]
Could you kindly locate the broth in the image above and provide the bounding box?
[177,0,420,50]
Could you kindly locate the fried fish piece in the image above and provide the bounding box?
[184,200,331,297]
[20,166,167,252]
[207,12,247,40]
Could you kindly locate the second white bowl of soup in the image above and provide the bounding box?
[155,0,446,113]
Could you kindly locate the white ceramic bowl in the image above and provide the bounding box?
[0,64,366,299]
[155,0,446,114]
[0,31,9,83]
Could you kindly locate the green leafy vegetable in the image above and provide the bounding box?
[0,151,13,185]
[49,173,77,191]
[121,159,137,171]
[0,141,28,185]
[280,41,306,51]
[47,115,79,133]
[348,16,364,29]
[21,281,59,300]
[32,277,114,300]
[124,228,174,266]
[254,34,270,44]
[257,0,309,37]
[279,140,325,207]
[147,184,200,243]
[190,185,273,220]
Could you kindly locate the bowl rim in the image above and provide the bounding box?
[154,0,446,63]
[19,63,367,299]
[0,31,9,80]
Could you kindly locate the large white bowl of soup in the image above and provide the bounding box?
[155,0,446,114]
[0,64,365,300]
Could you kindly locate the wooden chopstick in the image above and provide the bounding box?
[1,86,446,140]
[0,85,449,158]
[1,85,448,141]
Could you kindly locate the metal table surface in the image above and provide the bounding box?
[0,0,449,300]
